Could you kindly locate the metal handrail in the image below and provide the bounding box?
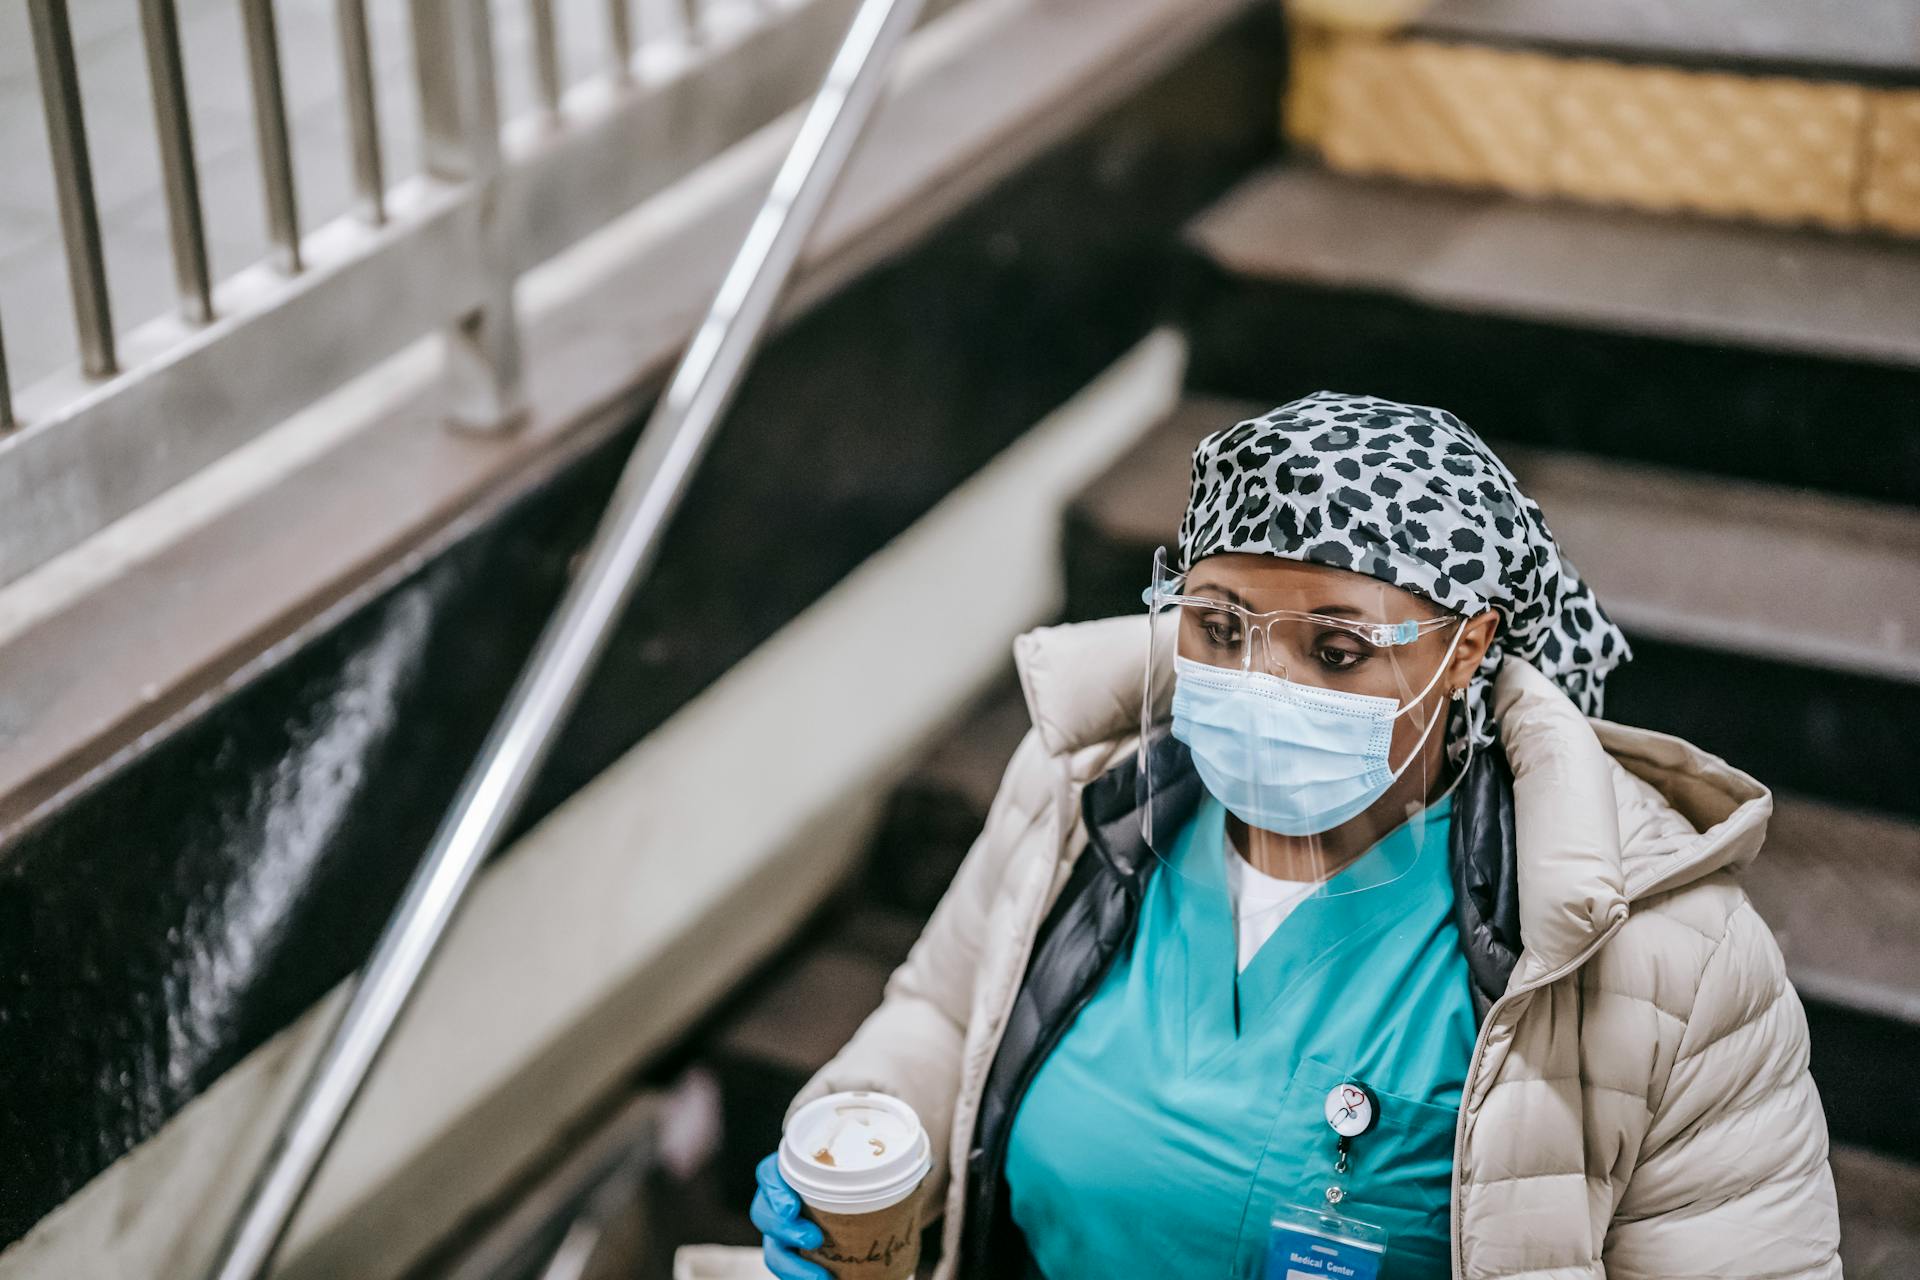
[5,0,811,592]
[203,0,926,1273]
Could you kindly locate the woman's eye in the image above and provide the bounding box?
[1315,642,1366,671]
[1200,615,1241,647]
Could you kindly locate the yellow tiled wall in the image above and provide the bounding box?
[1320,40,1555,194]
[1550,63,1866,228]
[1290,29,1920,237]
[1865,90,1920,235]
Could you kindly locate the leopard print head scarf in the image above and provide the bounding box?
[1176,390,1630,755]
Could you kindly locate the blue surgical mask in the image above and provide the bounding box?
[1169,631,1461,836]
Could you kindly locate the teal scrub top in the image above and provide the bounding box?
[1004,793,1474,1280]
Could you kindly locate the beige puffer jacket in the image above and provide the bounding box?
[789,615,1842,1279]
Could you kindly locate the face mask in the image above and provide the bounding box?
[1169,625,1464,837]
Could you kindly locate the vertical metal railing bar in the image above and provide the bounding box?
[240,0,303,274]
[411,0,462,179]
[0,314,13,432]
[138,0,214,325]
[27,0,117,379]
[202,0,924,1274]
[335,0,387,226]
[606,0,635,81]
[530,0,564,120]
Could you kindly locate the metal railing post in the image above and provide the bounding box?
[0,312,13,432]
[240,0,303,275]
[530,0,565,120]
[606,0,636,81]
[140,0,214,324]
[28,0,116,379]
[335,0,387,226]
[412,0,524,429]
[201,0,924,1274]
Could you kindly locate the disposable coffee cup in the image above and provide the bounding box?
[778,1091,932,1280]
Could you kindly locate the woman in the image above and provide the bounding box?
[749,392,1840,1278]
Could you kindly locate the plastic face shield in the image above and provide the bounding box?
[1138,545,1471,911]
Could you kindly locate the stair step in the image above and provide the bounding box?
[1061,399,1215,625]
[1497,447,1920,816]
[1408,0,1920,84]
[1749,794,1920,1159]
[706,943,897,1199]
[1833,1145,1920,1278]
[712,947,894,1084]
[1066,396,1920,814]
[1188,166,1920,368]
[1750,796,1920,1021]
[864,674,1033,917]
[828,901,931,972]
[1498,447,1920,683]
[1175,166,1920,504]
[704,675,1036,1204]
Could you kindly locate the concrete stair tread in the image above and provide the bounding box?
[1184,166,1920,368]
[1832,1144,1920,1278]
[1408,0,1920,84]
[1497,446,1920,682]
[712,946,895,1080]
[1748,795,1920,1022]
[1075,396,1920,683]
[899,673,1034,818]
[1070,397,1221,550]
[826,902,929,972]
[704,941,895,1209]
[864,674,1033,916]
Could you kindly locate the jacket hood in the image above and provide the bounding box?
[1011,615,1774,978]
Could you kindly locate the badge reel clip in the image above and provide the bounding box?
[1262,1083,1389,1280]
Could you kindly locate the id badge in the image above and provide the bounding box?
[1261,1202,1388,1280]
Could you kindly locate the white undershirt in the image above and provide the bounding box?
[1223,827,1317,972]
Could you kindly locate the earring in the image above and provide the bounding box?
[1449,687,1466,702]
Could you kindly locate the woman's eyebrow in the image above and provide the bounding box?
[1186,584,1378,620]
[1185,581,1247,608]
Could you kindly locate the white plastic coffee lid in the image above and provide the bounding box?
[778,1091,932,1215]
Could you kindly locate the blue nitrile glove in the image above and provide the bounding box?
[751,1152,829,1280]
